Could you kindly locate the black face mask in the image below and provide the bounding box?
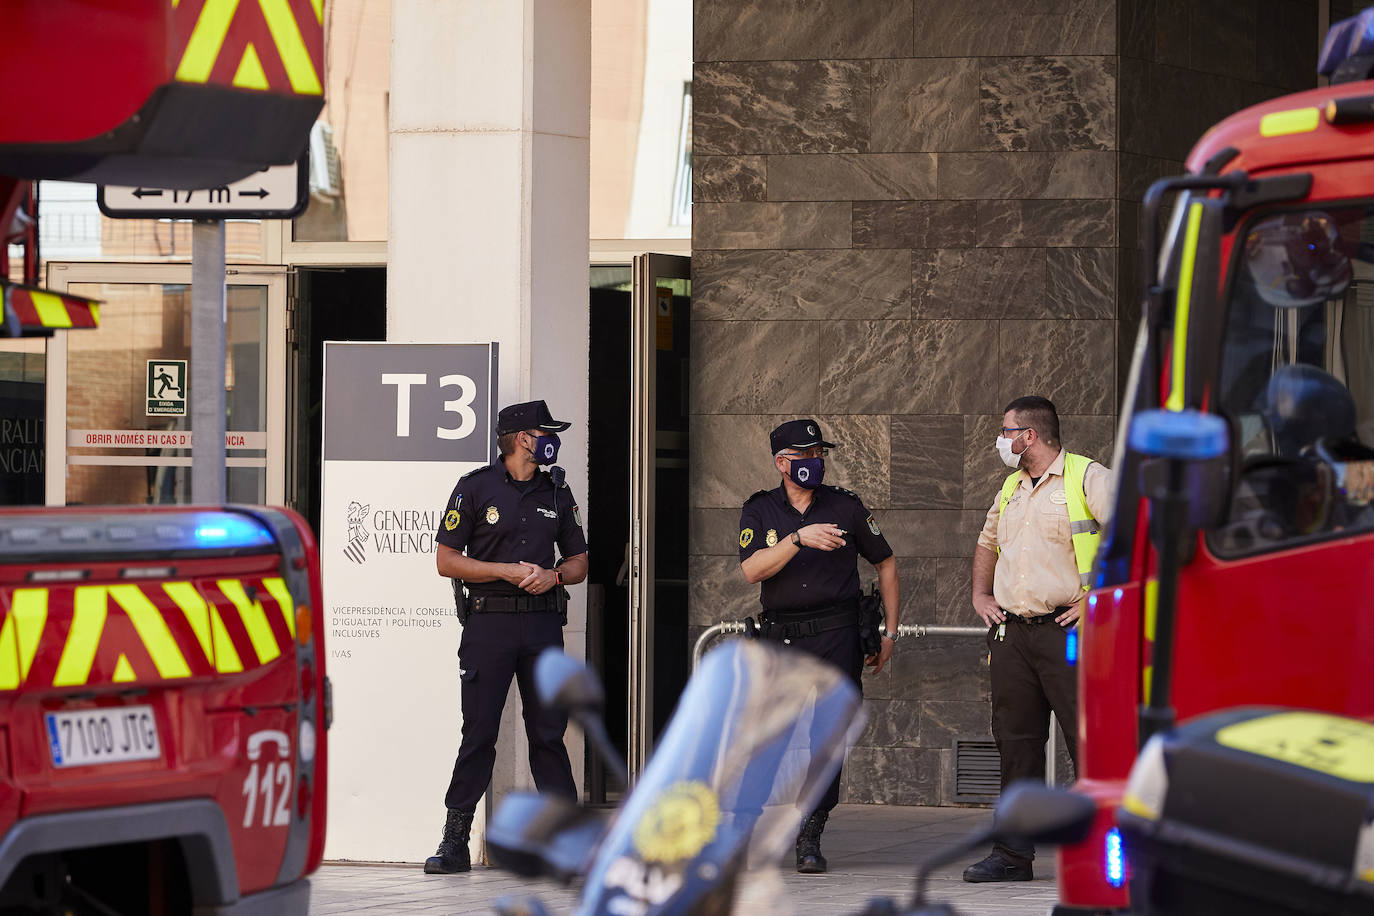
[786,456,825,489]
[526,432,560,465]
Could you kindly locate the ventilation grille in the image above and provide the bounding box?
[952,737,1001,803]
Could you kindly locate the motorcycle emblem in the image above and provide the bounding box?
[633,780,721,864]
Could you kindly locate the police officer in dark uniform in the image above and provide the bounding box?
[738,418,901,874]
[424,399,588,875]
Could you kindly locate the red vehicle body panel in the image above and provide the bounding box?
[0,506,328,909]
[0,0,325,187]
[1058,78,1374,911]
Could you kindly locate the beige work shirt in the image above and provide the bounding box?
[977,449,1115,617]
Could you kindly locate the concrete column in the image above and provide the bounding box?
[390,0,591,856]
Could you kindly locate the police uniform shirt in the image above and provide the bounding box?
[738,484,892,613]
[435,462,587,597]
[976,449,1114,617]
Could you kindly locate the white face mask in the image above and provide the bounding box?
[996,433,1025,469]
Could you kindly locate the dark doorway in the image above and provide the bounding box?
[585,259,691,800]
[586,267,631,802]
[289,267,386,534]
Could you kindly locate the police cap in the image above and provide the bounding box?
[769,418,836,455]
[496,400,572,435]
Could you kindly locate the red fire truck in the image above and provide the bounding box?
[1057,10,1374,914]
[0,3,329,912]
[0,507,329,914]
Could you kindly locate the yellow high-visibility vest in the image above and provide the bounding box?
[997,452,1100,591]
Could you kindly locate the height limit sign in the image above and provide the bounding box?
[98,157,308,220]
[147,360,187,417]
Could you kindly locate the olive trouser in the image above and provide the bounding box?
[988,612,1079,864]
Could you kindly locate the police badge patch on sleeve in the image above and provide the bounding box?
[867,515,881,536]
[444,509,460,531]
[740,528,754,548]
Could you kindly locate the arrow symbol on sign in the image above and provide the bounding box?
[238,188,270,199]
[132,189,164,199]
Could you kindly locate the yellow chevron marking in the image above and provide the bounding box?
[30,291,73,329]
[232,42,270,90]
[258,0,323,95]
[54,587,109,687]
[309,0,322,22]
[0,614,17,690]
[163,582,213,664]
[218,580,280,665]
[0,590,46,689]
[108,585,191,679]
[12,589,47,684]
[176,0,239,84]
[210,605,245,674]
[262,577,296,639]
[113,654,137,683]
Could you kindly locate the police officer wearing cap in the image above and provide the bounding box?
[424,399,588,875]
[738,418,900,874]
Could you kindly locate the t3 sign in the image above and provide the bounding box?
[322,343,498,463]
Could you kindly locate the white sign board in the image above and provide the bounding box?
[320,342,498,862]
[98,160,307,219]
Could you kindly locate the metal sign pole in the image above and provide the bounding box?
[191,219,227,505]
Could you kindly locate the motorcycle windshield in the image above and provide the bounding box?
[579,639,865,916]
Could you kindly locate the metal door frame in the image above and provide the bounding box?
[628,252,690,780]
[45,261,288,506]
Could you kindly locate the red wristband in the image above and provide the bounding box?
[555,570,563,586]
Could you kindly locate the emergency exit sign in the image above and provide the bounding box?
[98,158,308,220]
[146,360,187,417]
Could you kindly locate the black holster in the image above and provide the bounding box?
[858,582,883,656]
[454,581,469,625]
[555,585,569,626]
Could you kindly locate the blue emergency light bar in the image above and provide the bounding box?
[0,508,278,562]
[1319,9,1374,78]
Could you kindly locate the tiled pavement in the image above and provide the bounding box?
[310,804,1060,915]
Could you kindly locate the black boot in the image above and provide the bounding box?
[424,809,474,874]
[795,810,829,874]
[962,850,1032,882]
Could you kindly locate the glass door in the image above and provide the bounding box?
[628,252,690,779]
[0,338,47,505]
[46,262,287,507]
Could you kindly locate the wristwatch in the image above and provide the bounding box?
[791,531,802,548]
[880,625,900,643]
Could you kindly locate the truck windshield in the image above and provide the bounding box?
[1210,203,1374,557]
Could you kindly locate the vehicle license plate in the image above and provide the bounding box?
[46,705,161,767]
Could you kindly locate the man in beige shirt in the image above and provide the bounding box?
[963,396,1113,883]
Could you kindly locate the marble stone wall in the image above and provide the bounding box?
[689,0,1317,806]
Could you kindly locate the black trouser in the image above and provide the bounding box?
[987,613,1079,864]
[764,622,864,815]
[444,611,577,812]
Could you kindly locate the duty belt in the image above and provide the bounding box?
[1008,605,1075,625]
[466,593,561,614]
[758,598,860,640]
